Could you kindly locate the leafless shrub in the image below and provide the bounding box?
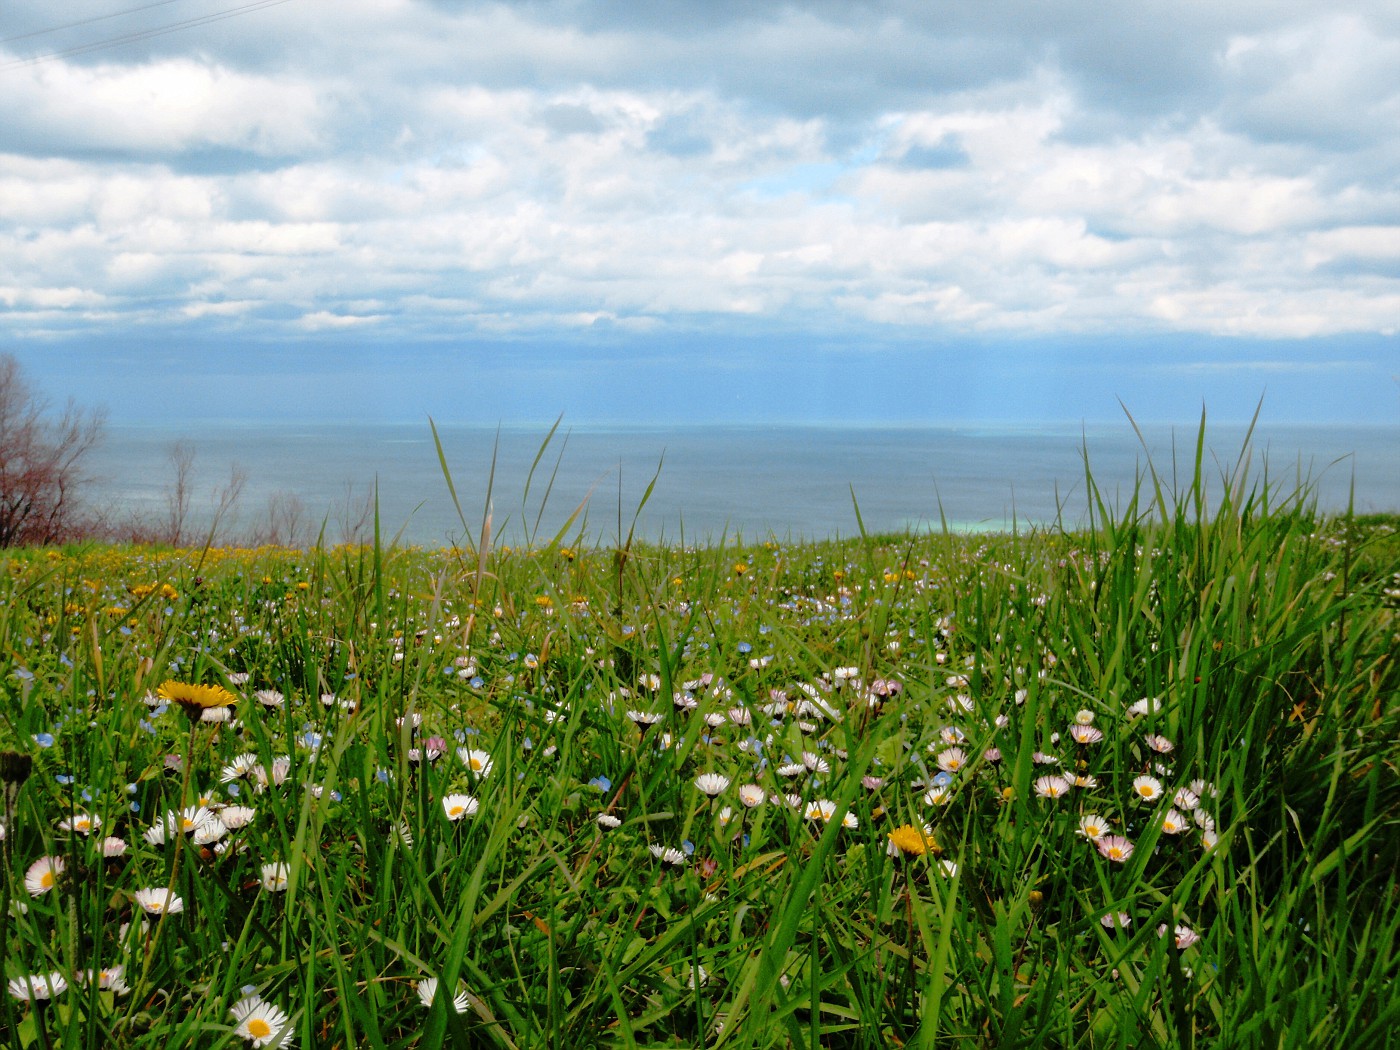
[0,354,106,547]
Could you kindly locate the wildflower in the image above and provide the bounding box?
[1074,709,1096,726]
[221,806,257,829]
[694,773,730,796]
[1096,835,1134,863]
[596,814,622,829]
[24,856,64,897]
[1100,912,1131,930]
[648,844,688,866]
[260,863,290,892]
[1069,724,1104,745]
[221,754,261,783]
[1131,776,1163,802]
[737,784,765,808]
[1201,829,1219,850]
[416,977,469,1013]
[801,751,830,773]
[1144,734,1174,754]
[58,812,100,835]
[229,996,291,1046]
[804,799,838,823]
[92,965,130,994]
[935,747,968,774]
[8,972,67,1000]
[1033,775,1072,799]
[1127,697,1161,717]
[1194,809,1216,832]
[255,690,285,708]
[626,710,664,726]
[156,680,237,723]
[1159,923,1200,949]
[133,888,184,916]
[887,824,937,857]
[923,785,952,805]
[1173,787,1201,810]
[1077,815,1110,841]
[1160,809,1190,835]
[441,794,479,821]
[99,836,128,857]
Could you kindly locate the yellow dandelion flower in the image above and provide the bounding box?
[156,680,237,721]
[887,824,937,857]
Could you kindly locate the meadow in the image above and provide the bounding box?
[0,436,1396,1049]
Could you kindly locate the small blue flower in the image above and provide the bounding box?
[55,774,74,785]
[681,840,695,855]
[375,768,392,784]
[588,776,612,792]
[32,732,55,748]
[737,642,753,654]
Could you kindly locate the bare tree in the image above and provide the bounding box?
[164,440,196,547]
[0,354,106,547]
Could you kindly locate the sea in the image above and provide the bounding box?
[82,422,1398,548]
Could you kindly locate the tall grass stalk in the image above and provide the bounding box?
[0,424,1393,1047]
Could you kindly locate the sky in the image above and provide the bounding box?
[2,0,1398,427]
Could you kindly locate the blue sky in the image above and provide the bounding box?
[2,0,1398,426]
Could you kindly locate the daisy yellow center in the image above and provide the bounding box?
[1107,846,1125,859]
[247,1019,272,1037]
[1137,785,1153,797]
[40,872,54,889]
[470,759,483,770]
[448,806,464,817]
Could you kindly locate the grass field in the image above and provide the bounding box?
[0,434,1396,1048]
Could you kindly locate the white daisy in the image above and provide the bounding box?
[229,996,291,1046]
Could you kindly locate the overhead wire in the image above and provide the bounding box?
[0,0,298,72]
[1,0,189,45]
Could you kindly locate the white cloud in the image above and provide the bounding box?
[0,1,1398,347]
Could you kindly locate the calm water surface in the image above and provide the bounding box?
[85,423,1398,546]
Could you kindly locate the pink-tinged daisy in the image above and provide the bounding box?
[1069,724,1104,745]
[99,836,128,858]
[1131,776,1164,802]
[229,996,290,1046]
[220,805,257,829]
[1144,733,1174,754]
[1096,835,1134,863]
[441,794,479,821]
[801,751,830,773]
[1033,775,1072,799]
[8,972,67,1000]
[132,888,184,916]
[1159,923,1200,949]
[24,855,64,897]
[1099,911,1132,930]
[1173,787,1201,810]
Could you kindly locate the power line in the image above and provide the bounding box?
[1,0,298,72]
[1,0,189,46]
